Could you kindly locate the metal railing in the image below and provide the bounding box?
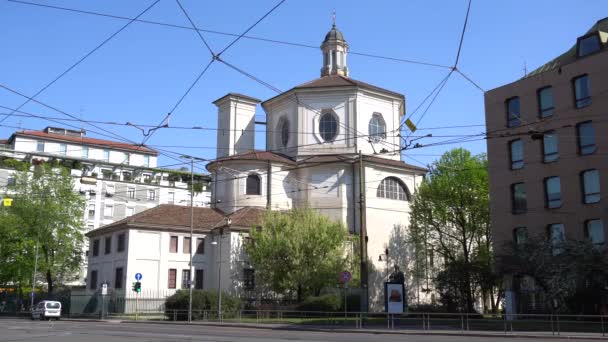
[81,309,606,337]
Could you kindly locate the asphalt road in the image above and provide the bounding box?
[0,318,601,342]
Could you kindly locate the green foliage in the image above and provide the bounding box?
[296,294,341,312]
[164,290,241,320]
[0,157,31,171]
[0,212,32,286]
[6,164,85,293]
[499,238,608,314]
[245,208,349,301]
[408,148,497,313]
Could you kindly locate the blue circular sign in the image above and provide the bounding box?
[135,273,142,281]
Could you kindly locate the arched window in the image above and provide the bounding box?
[377,177,409,201]
[369,113,386,142]
[246,174,261,195]
[319,111,338,142]
[279,118,289,147]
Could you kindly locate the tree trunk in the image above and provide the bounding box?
[46,269,53,294]
[297,284,302,303]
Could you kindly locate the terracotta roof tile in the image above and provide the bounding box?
[13,130,158,155]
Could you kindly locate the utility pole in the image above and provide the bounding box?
[358,151,368,312]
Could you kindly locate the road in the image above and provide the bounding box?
[0,318,601,342]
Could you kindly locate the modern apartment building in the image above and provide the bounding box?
[0,126,211,284]
[485,18,607,314]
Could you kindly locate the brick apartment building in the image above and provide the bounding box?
[485,18,607,314]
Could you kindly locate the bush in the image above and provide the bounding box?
[296,294,341,312]
[164,290,241,321]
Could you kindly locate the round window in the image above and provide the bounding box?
[280,118,289,147]
[319,112,338,142]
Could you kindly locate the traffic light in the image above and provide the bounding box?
[134,281,141,293]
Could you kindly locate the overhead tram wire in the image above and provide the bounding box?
[0,0,160,125]
[6,0,452,70]
[141,0,286,146]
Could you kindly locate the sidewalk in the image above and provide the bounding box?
[65,318,608,340]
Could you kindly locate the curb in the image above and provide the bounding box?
[116,319,608,340]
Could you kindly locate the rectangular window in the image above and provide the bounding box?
[511,183,527,214]
[87,224,94,232]
[88,204,96,220]
[542,132,559,163]
[586,219,605,247]
[578,34,602,57]
[196,238,205,254]
[123,152,130,165]
[577,121,596,155]
[59,143,67,155]
[82,146,89,159]
[126,207,134,217]
[127,187,135,199]
[36,141,44,152]
[506,97,521,127]
[90,270,98,290]
[105,236,112,254]
[582,169,600,204]
[117,233,125,252]
[104,204,114,217]
[538,86,554,118]
[170,236,178,253]
[183,237,191,254]
[103,149,110,162]
[195,269,204,289]
[148,190,156,201]
[92,239,100,257]
[6,176,15,187]
[513,227,528,246]
[168,269,177,289]
[105,184,115,197]
[143,155,150,167]
[181,270,191,289]
[573,75,591,108]
[545,176,562,208]
[509,139,523,170]
[548,223,565,255]
[243,269,255,290]
[168,192,175,204]
[115,267,123,289]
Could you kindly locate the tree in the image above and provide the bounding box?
[408,148,497,312]
[9,164,85,293]
[0,211,32,286]
[244,208,350,301]
[498,237,608,314]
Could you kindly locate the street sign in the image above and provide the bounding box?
[135,273,142,281]
[101,283,108,296]
[3,198,12,207]
[339,271,352,283]
[405,118,417,133]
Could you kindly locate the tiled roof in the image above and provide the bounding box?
[262,75,404,107]
[294,75,404,99]
[12,130,158,155]
[527,17,608,78]
[297,154,427,173]
[86,205,265,237]
[213,93,262,105]
[206,150,295,171]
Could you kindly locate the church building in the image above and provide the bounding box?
[207,23,427,309]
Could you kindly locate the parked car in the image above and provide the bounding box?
[31,300,61,320]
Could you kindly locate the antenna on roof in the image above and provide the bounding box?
[523,60,528,77]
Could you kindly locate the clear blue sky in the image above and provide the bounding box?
[1,0,606,171]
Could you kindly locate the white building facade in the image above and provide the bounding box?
[0,127,211,284]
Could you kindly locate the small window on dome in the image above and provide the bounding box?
[319,111,338,142]
[246,174,261,195]
[368,113,386,142]
[280,118,289,147]
[577,34,602,57]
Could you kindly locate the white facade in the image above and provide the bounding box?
[1,127,211,285]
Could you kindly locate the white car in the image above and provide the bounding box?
[31,300,61,320]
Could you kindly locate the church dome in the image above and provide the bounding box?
[323,24,345,42]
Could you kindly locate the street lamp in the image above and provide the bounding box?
[180,155,206,323]
[211,217,230,321]
[378,248,389,281]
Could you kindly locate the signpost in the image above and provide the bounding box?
[339,271,352,318]
[134,273,142,320]
[101,282,108,320]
